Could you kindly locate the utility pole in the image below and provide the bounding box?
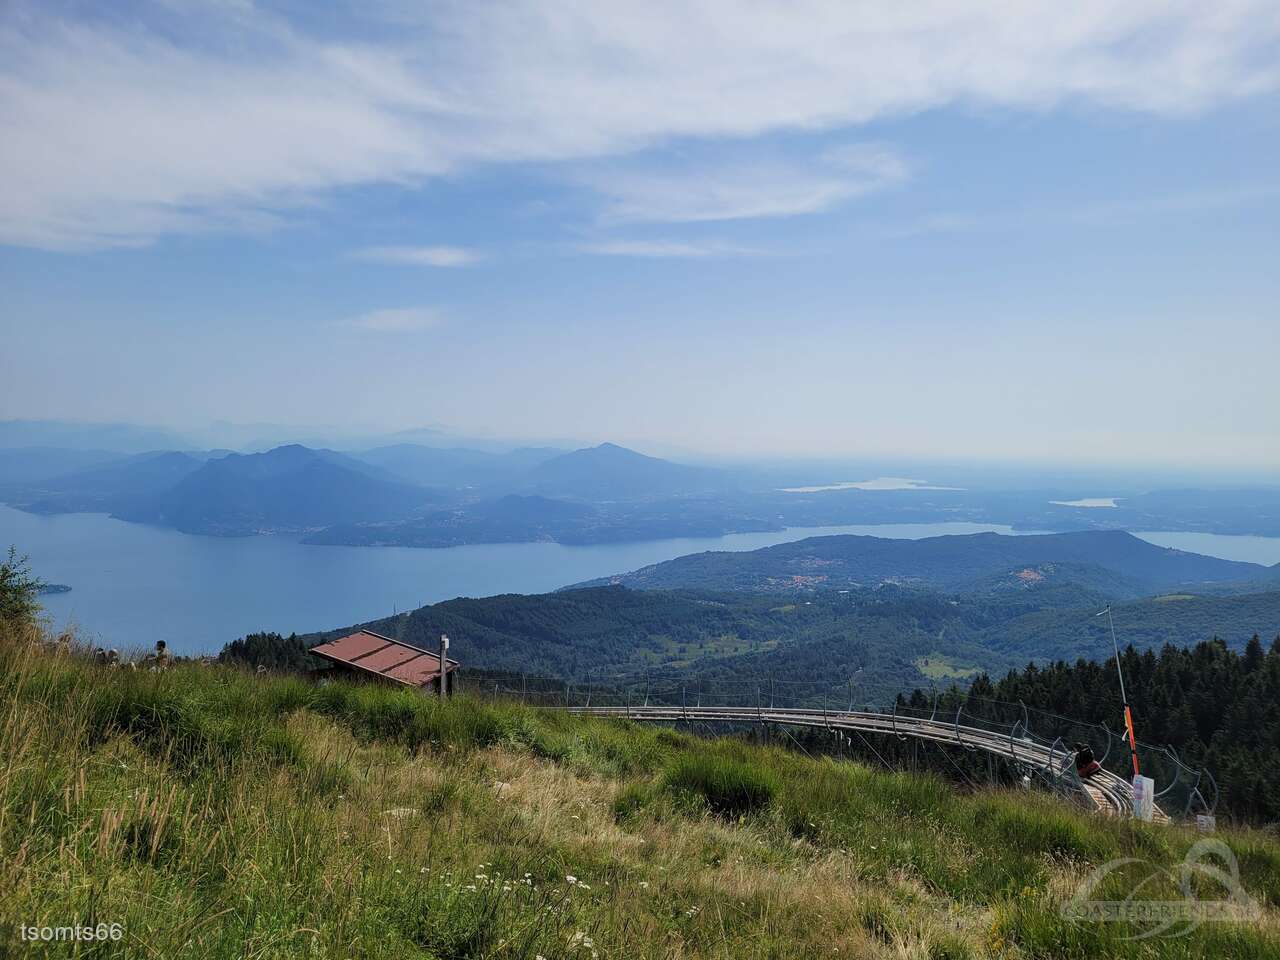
[1098,606,1140,777]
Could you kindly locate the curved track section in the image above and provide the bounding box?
[568,705,1142,817]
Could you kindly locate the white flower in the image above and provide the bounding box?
[566,875,578,885]
[639,881,649,889]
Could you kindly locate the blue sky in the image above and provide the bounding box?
[2,1,1278,469]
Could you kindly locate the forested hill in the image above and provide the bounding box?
[575,529,1269,596]
[263,583,1280,705]
[953,636,1280,822]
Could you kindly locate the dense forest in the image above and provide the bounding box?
[983,635,1280,823]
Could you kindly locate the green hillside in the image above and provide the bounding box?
[293,585,1280,704]
[5,625,1280,959]
[577,530,1268,595]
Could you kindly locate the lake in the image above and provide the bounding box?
[2,505,1275,654]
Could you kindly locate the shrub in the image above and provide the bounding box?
[663,753,778,818]
[0,546,42,625]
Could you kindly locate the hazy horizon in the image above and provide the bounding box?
[4,415,1278,486]
[3,2,1279,470]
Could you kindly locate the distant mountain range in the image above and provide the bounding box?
[112,445,437,535]
[12,451,209,515]
[575,530,1276,597]
[0,440,731,537]
[0,419,190,453]
[517,442,731,500]
[5,429,1280,547]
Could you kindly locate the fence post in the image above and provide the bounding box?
[438,634,450,700]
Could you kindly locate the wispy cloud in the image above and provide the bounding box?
[344,307,445,332]
[577,239,761,258]
[581,144,908,224]
[353,245,482,266]
[3,1,1279,249]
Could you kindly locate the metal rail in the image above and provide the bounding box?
[565,704,1142,817]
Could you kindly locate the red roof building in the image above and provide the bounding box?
[310,630,458,692]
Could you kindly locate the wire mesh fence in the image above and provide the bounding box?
[471,672,1215,820]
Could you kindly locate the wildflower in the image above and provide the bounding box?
[639,881,649,889]
[566,875,578,885]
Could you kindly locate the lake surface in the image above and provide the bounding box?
[1132,530,1280,567]
[1,505,1275,654]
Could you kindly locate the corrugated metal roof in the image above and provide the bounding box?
[310,630,458,688]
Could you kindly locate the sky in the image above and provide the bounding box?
[1,1,1278,470]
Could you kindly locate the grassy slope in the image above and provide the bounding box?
[3,627,1280,959]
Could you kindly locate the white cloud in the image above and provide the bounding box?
[581,144,908,223]
[354,245,481,266]
[2,1,1279,249]
[345,307,445,332]
[578,239,761,258]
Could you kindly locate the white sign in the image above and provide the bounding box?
[1132,774,1155,821]
[1196,814,1217,834]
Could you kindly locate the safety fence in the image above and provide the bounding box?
[472,674,1215,820]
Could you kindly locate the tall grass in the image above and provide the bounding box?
[2,622,1279,959]
[664,754,778,818]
